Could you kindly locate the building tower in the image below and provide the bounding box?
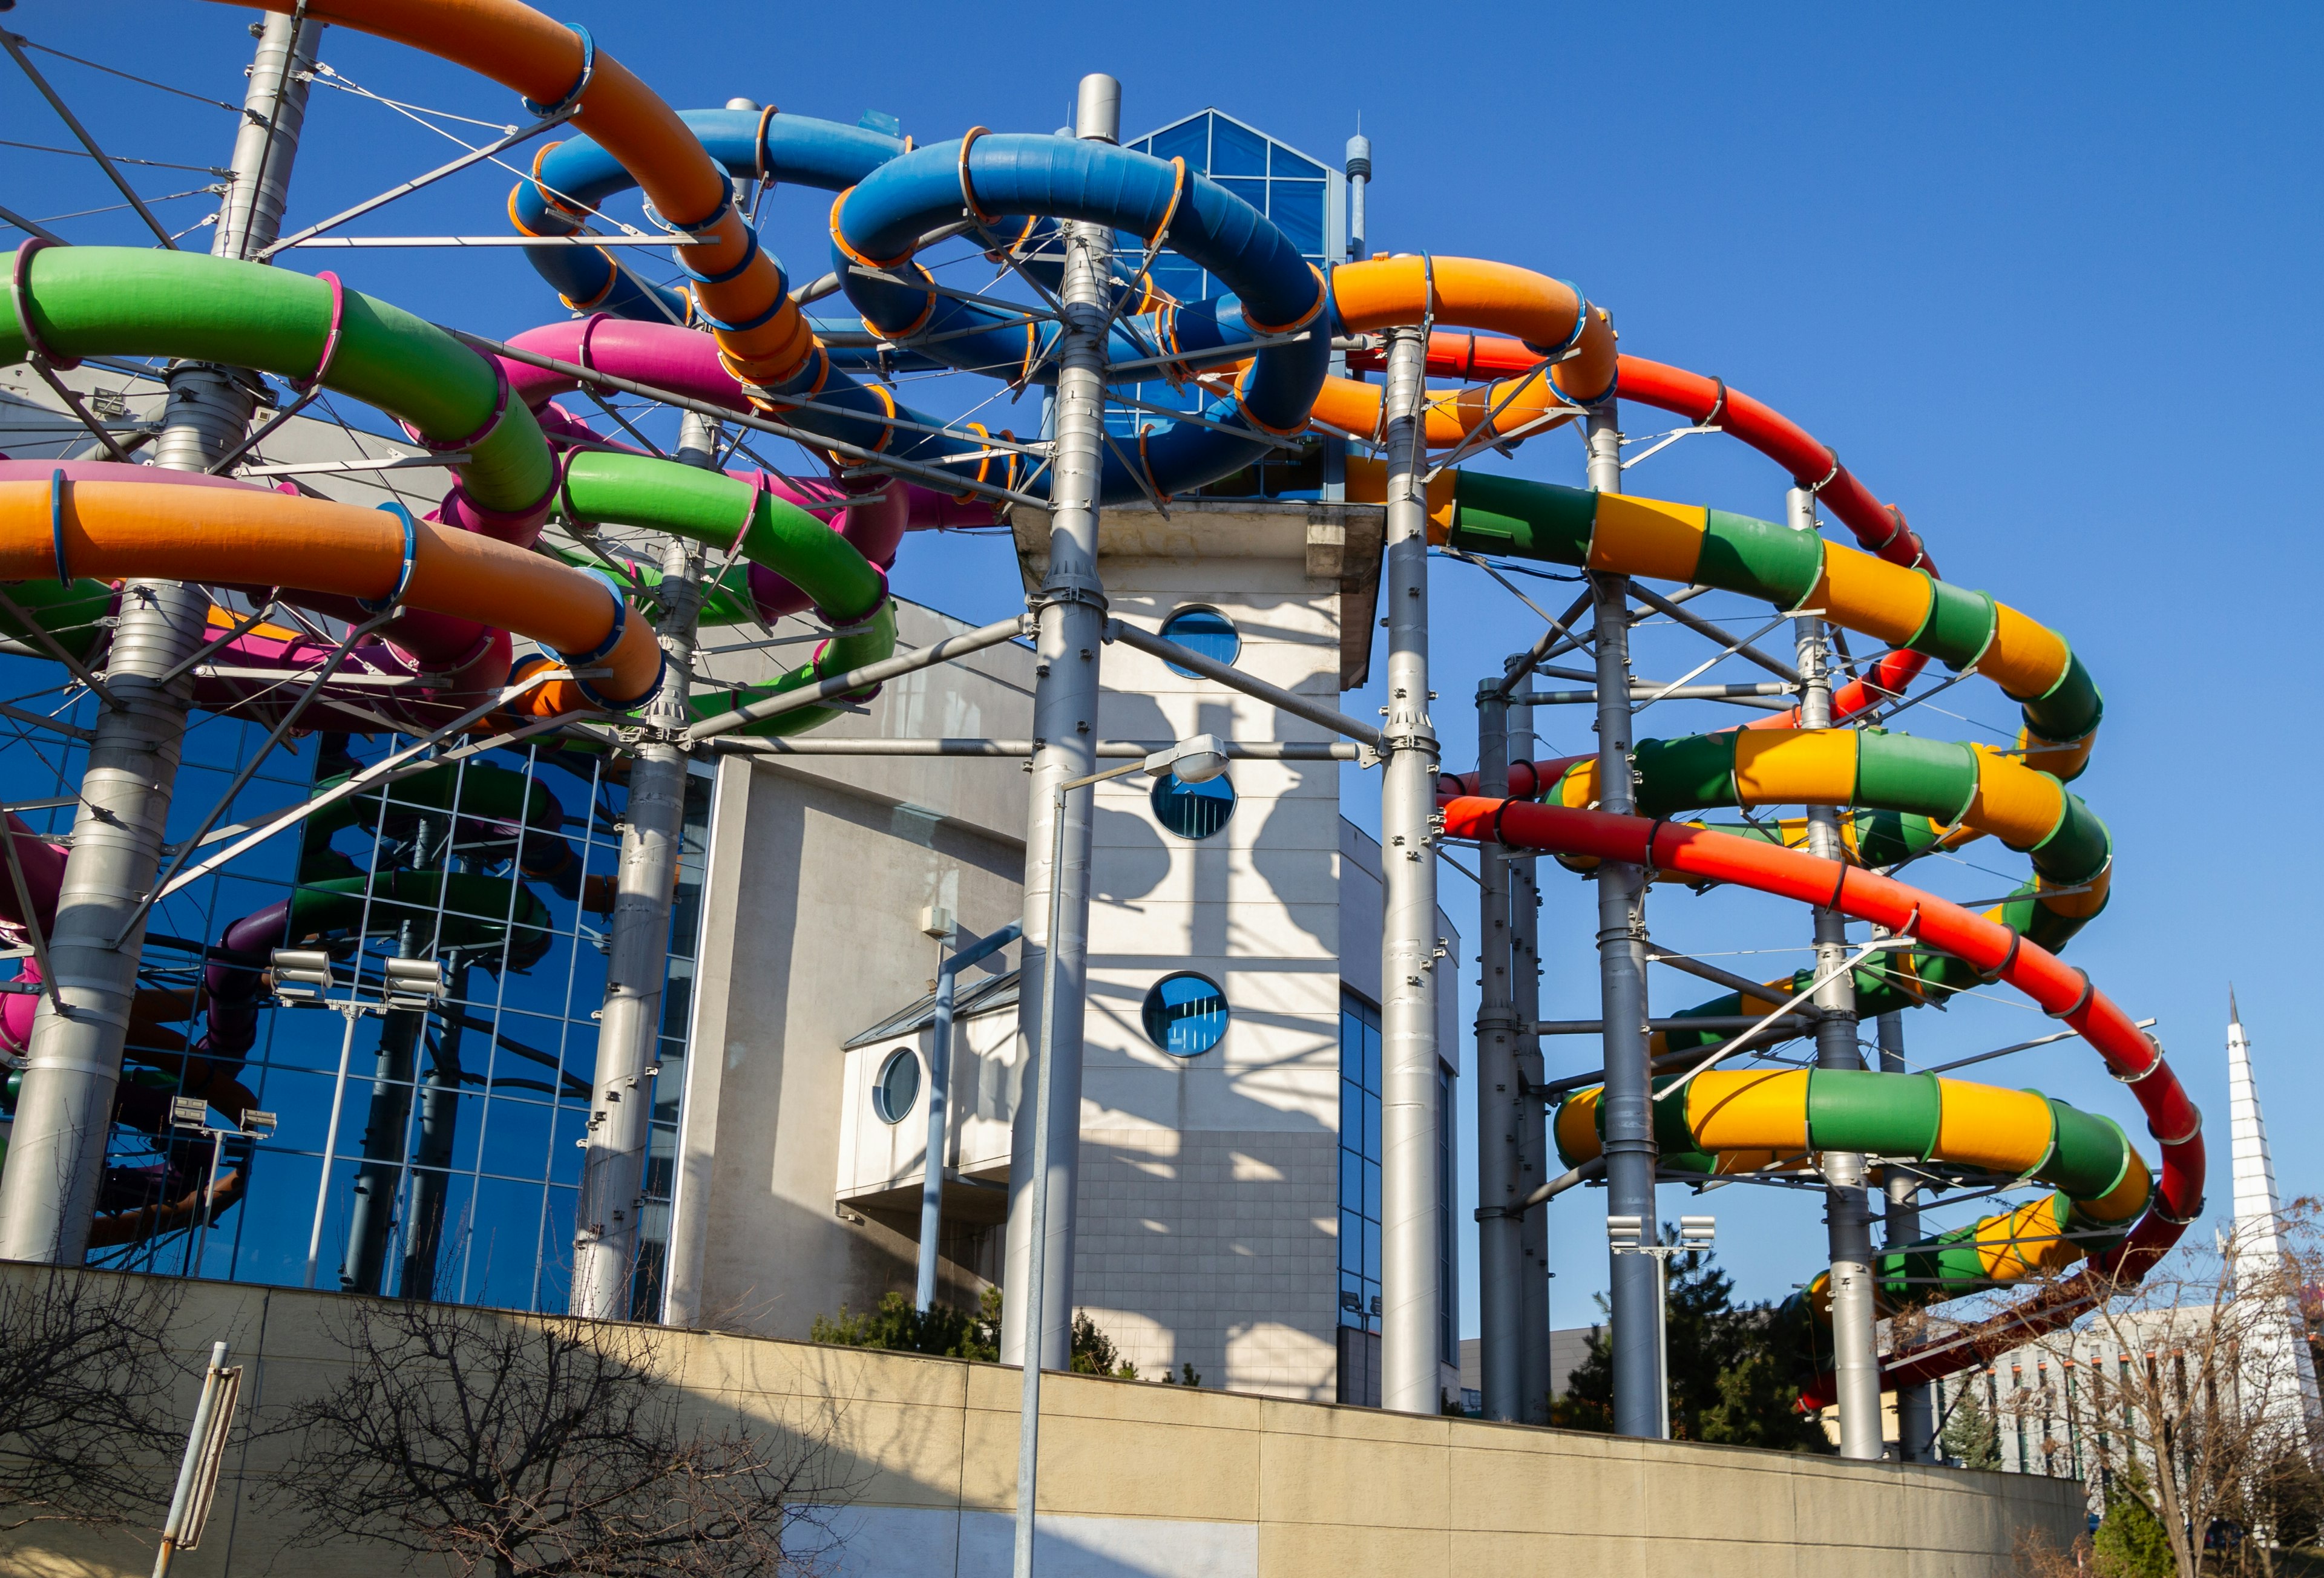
[2227,989,2324,1455]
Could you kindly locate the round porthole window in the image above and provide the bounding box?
[1141,972,1229,1058]
[1158,606,1239,678]
[1150,770,1235,840]
[873,1047,921,1124]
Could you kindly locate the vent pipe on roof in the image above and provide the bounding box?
[1076,74,1121,144]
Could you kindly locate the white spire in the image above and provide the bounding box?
[2225,989,2324,1454]
[2230,987,2287,1249]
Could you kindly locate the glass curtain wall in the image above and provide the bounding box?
[1115,110,1344,500]
[1336,987,1457,1406]
[0,635,709,1317]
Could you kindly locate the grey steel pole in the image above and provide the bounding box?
[918,920,1021,1312]
[345,911,425,1294]
[216,13,323,260]
[1879,1006,1932,1461]
[1790,484,1881,1459]
[1473,685,1521,1420]
[1344,134,1371,261]
[1509,695,1552,1424]
[1587,405,1663,1438]
[1014,791,1073,1578]
[0,18,317,1263]
[571,411,714,1320]
[1000,74,1115,1377]
[1377,321,1443,1415]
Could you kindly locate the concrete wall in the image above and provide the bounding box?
[1065,508,1350,1401]
[0,1270,2086,1578]
[669,597,1037,1335]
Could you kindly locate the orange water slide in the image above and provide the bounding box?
[213,0,815,388]
[0,474,662,709]
[1306,256,1618,445]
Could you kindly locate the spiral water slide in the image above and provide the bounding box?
[1315,254,2197,1402]
[0,0,2182,1400]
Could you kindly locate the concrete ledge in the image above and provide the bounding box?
[0,1268,2081,1577]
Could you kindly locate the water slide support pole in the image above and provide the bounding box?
[1880,1007,1933,1459]
[1000,73,1117,1380]
[0,13,316,1263]
[1589,404,1664,1438]
[571,411,715,1320]
[1378,321,1444,1415]
[1344,135,1371,262]
[1791,483,1881,1460]
[1474,684,1521,1420]
[1510,693,1551,1423]
[917,920,1022,1312]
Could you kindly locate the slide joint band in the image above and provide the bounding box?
[521,24,597,119]
[289,270,347,395]
[358,502,419,615]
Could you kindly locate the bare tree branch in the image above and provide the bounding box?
[0,1267,188,1531]
[264,1299,862,1576]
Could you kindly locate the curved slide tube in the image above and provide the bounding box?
[827,132,1327,503]
[1399,470,2103,783]
[216,0,816,391]
[1439,797,2204,1409]
[0,472,664,710]
[1344,331,1940,718]
[1553,1070,2153,1316]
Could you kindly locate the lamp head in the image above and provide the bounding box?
[1147,734,1229,784]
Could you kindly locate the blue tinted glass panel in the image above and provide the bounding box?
[1216,177,1266,215]
[1273,148,1325,180]
[1150,771,1235,840]
[1212,117,1267,176]
[1141,972,1229,1056]
[1148,118,1208,172]
[1158,606,1239,675]
[1270,182,1324,257]
[1151,258,1208,304]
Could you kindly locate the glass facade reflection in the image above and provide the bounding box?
[1337,989,1456,1384]
[0,641,709,1320]
[1114,109,1345,501]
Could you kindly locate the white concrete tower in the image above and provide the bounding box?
[2227,988,2324,1454]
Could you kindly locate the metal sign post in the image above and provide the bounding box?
[152,1340,243,1577]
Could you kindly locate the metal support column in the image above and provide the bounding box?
[1000,74,1115,1375]
[1791,484,1882,1459]
[1473,686,1521,1421]
[1509,693,1552,1422]
[1587,406,1663,1438]
[1344,134,1371,262]
[1378,322,1443,1415]
[1879,1007,1932,1460]
[571,411,715,1319]
[0,14,318,1263]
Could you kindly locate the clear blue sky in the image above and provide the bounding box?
[7,2,2320,1337]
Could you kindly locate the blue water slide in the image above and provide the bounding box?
[833,134,1328,497]
[511,117,1328,502]
[513,108,946,368]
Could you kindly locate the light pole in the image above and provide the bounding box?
[1607,1213,1716,1438]
[168,1096,275,1280]
[1014,735,1227,1578]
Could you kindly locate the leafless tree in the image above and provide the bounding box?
[0,1265,187,1531]
[1980,1201,2324,1577]
[266,1297,859,1577]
